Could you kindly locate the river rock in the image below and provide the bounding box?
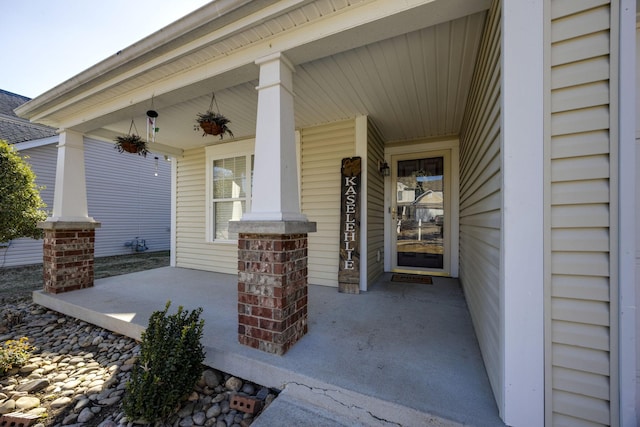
[225,376,243,392]
[50,396,72,408]
[15,395,40,410]
[0,299,277,426]
[203,369,222,388]
[78,406,95,422]
[0,399,16,414]
[18,363,39,374]
[193,411,207,425]
[207,403,222,418]
[16,378,49,393]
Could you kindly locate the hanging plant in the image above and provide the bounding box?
[196,111,234,139]
[115,119,149,157]
[195,92,234,139]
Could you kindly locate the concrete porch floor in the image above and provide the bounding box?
[33,267,504,426]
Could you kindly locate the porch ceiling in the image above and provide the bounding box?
[17,0,489,153]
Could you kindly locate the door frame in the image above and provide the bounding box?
[383,138,460,277]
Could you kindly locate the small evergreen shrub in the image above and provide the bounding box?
[0,337,34,375]
[0,139,47,241]
[123,301,205,423]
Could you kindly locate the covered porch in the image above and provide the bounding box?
[14,1,549,424]
[33,267,503,426]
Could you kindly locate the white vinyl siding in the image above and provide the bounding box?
[175,147,237,274]
[366,118,385,284]
[301,120,355,287]
[1,139,170,268]
[458,0,503,412]
[548,1,616,425]
[175,122,356,285]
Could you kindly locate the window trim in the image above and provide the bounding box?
[205,139,255,243]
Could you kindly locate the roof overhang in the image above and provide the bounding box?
[16,0,491,150]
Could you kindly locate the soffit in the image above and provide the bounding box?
[20,0,490,151]
[22,0,368,127]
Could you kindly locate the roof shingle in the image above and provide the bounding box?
[0,89,56,144]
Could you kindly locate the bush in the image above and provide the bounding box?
[0,337,34,376]
[0,139,48,242]
[123,301,205,423]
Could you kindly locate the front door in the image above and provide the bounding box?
[391,152,450,275]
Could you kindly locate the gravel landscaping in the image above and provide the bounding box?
[0,252,278,426]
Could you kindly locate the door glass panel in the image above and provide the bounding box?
[396,157,444,269]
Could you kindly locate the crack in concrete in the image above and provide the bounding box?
[286,382,402,426]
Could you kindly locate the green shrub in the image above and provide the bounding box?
[0,337,34,375]
[0,140,47,242]
[123,301,205,423]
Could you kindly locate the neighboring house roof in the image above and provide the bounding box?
[0,89,57,144]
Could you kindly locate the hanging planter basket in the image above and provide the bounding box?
[114,120,149,157]
[200,120,222,136]
[120,139,141,154]
[195,92,234,139]
[197,113,233,138]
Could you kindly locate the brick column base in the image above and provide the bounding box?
[40,221,100,294]
[237,233,309,355]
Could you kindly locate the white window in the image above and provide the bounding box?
[205,140,254,242]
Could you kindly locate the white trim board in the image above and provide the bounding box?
[500,0,544,425]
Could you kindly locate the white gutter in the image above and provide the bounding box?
[13,136,59,151]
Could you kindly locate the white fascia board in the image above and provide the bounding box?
[13,136,58,151]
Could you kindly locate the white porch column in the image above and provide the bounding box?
[39,129,100,294]
[48,129,96,223]
[230,52,315,355]
[241,52,307,222]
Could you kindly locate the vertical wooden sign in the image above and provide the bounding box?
[338,157,361,294]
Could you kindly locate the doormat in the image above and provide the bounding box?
[391,274,433,284]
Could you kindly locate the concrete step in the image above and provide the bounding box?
[253,382,464,427]
[252,393,356,427]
